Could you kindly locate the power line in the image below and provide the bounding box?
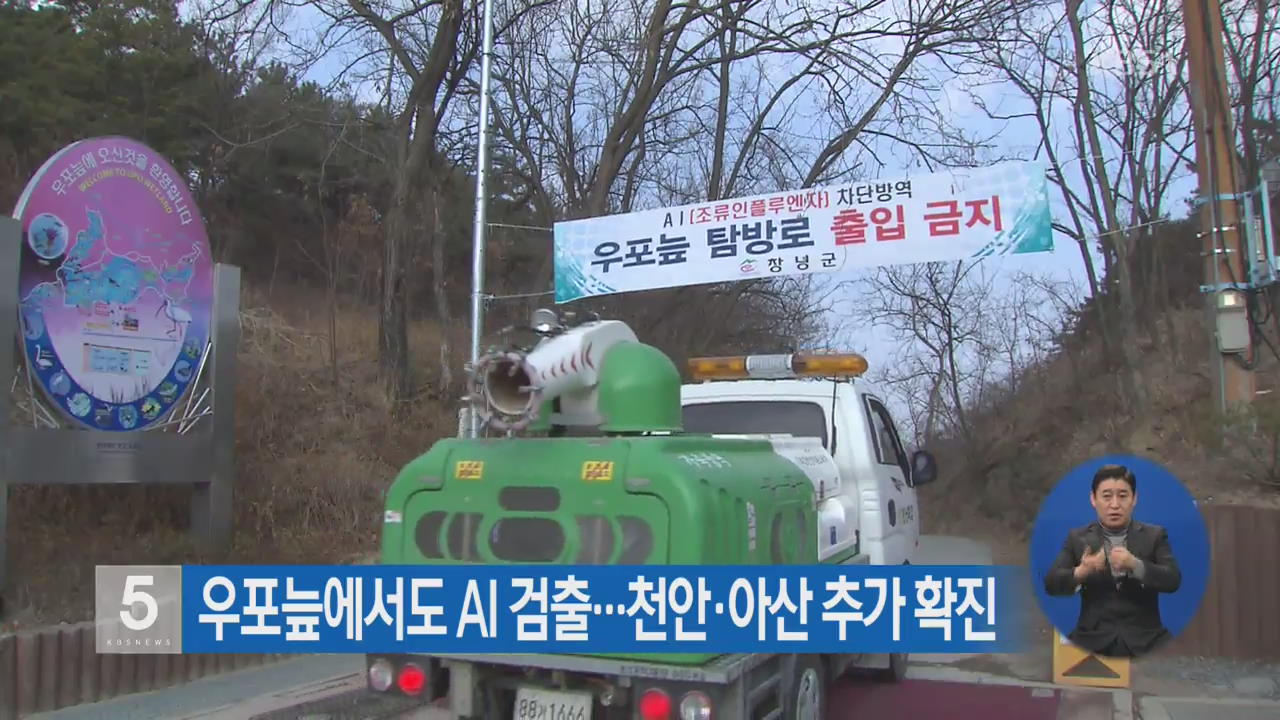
[484,290,554,301]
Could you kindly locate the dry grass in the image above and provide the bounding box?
[918,306,1280,545]
[2,283,463,630]
[7,282,1280,631]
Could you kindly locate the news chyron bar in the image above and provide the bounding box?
[94,564,1031,655]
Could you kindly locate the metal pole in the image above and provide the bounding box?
[468,0,497,438]
[0,215,19,597]
[1261,172,1277,284]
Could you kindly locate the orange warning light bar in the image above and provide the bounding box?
[792,353,869,377]
[687,356,750,380]
[687,352,869,381]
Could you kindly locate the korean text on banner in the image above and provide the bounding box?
[152,564,1033,655]
[551,161,1054,303]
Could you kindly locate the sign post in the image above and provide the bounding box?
[0,136,240,599]
[0,215,16,593]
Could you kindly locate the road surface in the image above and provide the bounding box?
[914,534,995,565]
[28,650,1134,720]
[28,654,1119,720]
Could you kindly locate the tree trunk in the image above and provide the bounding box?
[1065,0,1147,412]
[428,181,453,395]
[924,372,943,442]
[379,183,411,406]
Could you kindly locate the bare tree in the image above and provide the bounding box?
[341,0,467,403]
[203,0,474,402]
[468,0,1024,354]
[968,0,1195,411]
[850,261,999,442]
[798,0,1020,186]
[1221,0,1280,181]
[857,263,1077,448]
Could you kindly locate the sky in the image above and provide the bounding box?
[186,0,1208,437]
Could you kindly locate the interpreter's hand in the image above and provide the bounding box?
[1109,545,1137,573]
[1074,546,1105,582]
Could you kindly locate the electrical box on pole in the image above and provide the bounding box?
[1215,289,1251,353]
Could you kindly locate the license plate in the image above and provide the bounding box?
[513,686,593,720]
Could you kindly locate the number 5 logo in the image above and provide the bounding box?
[120,575,159,631]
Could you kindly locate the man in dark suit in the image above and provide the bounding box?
[1044,464,1182,657]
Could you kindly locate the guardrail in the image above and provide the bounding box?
[1,621,288,719]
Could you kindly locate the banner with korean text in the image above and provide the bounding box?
[95,564,1033,655]
[552,161,1054,303]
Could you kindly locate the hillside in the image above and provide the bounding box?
[919,302,1280,546]
[5,263,1278,630]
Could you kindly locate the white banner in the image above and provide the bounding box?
[552,161,1054,303]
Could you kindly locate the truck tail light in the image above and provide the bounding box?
[397,662,427,695]
[368,658,394,692]
[638,688,672,719]
[679,690,712,719]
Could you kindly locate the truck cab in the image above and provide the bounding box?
[678,353,939,567]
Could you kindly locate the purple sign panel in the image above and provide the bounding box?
[12,136,213,432]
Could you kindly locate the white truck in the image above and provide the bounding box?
[678,351,937,684]
[680,352,932,571]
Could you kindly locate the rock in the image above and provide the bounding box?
[1231,676,1276,697]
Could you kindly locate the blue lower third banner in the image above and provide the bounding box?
[94,564,1033,654]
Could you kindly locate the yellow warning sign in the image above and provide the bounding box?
[581,461,614,482]
[454,460,484,480]
[1051,628,1130,688]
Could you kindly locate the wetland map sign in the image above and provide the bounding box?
[13,136,213,432]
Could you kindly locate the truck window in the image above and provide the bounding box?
[681,401,829,448]
[864,397,910,482]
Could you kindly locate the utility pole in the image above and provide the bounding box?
[1182,0,1255,413]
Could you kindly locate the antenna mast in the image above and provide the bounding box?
[468,0,497,437]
